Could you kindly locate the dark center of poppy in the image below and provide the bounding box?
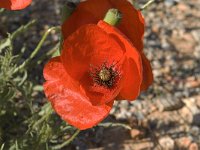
[99,68,111,82]
[90,63,120,88]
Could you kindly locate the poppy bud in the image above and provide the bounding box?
[103,9,122,26]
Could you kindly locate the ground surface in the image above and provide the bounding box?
[0,0,200,150]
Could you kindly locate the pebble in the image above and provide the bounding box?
[177,3,190,11]
[159,136,175,150]
[157,97,184,112]
[190,126,200,136]
[130,129,141,139]
[193,114,200,127]
[189,143,199,150]
[176,136,192,149]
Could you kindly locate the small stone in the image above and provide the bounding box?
[193,114,200,126]
[120,101,129,110]
[159,136,175,150]
[150,105,158,113]
[164,0,176,7]
[177,3,189,11]
[170,33,196,54]
[181,98,200,125]
[127,141,154,150]
[130,129,141,139]
[157,97,184,112]
[176,136,192,149]
[179,107,193,124]
[152,25,160,33]
[189,143,199,150]
[134,112,145,120]
[190,126,200,136]
[186,80,200,88]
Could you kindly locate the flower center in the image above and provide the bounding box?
[90,63,120,88]
[99,68,111,82]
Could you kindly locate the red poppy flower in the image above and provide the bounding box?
[62,0,153,91]
[0,0,32,10]
[43,0,153,130]
[44,21,144,130]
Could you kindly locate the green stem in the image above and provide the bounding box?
[0,143,5,150]
[140,0,156,10]
[103,9,122,26]
[11,20,36,40]
[26,103,53,133]
[52,129,80,150]
[13,26,61,74]
[32,104,53,130]
[29,43,60,68]
[0,8,5,14]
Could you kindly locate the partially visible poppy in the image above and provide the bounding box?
[44,20,144,130]
[62,0,153,91]
[0,0,32,10]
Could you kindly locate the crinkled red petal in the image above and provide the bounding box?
[98,20,143,100]
[0,0,32,10]
[43,57,114,130]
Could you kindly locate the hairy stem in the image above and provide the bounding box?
[52,129,80,150]
[13,26,61,74]
[11,20,36,40]
[140,0,156,10]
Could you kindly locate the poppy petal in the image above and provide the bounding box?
[61,24,124,104]
[119,58,142,99]
[62,0,144,51]
[98,20,153,93]
[61,24,124,80]
[43,57,114,130]
[97,21,143,100]
[0,0,32,10]
[140,53,153,91]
